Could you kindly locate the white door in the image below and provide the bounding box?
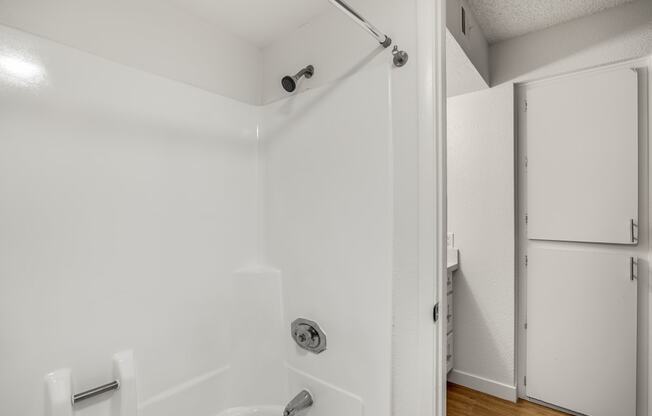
[526,247,637,416]
[521,66,642,416]
[526,68,639,244]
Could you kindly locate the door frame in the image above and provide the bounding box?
[416,0,447,415]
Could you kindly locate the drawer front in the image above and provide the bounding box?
[446,271,453,294]
[446,332,454,373]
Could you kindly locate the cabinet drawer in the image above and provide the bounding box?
[446,332,454,373]
[446,271,453,294]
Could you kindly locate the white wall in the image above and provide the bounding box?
[260,1,428,414]
[490,0,652,86]
[0,0,263,104]
[0,24,259,416]
[446,84,516,399]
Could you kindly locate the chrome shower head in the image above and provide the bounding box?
[281,65,314,93]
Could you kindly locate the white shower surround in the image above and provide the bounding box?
[0,0,445,415]
[141,61,395,416]
[0,23,257,416]
[0,23,428,416]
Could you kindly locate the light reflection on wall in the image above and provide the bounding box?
[0,52,46,86]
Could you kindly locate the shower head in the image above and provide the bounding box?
[281,65,314,93]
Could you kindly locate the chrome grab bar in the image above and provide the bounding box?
[72,380,120,405]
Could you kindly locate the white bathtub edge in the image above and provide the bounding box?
[139,365,231,410]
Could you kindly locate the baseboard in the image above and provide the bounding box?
[448,369,517,403]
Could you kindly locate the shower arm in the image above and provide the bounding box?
[327,0,409,67]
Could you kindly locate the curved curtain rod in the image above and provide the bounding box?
[327,0,408,67]
[327,0,392,48]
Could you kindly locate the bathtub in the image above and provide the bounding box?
[216,406,284,416]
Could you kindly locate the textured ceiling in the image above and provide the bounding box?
[165,0,331,47]
[466,0,637,44]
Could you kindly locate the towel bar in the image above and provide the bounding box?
[72,380,120,404]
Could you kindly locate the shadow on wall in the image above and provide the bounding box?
[490,0,652,85]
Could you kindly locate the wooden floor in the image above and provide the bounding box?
[447,383,569,416]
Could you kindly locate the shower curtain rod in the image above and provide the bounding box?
[328,0,392,48]
[327,0,408,67]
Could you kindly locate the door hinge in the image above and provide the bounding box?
[524,376,527,386]
[524,322,528,330]
[434,303,439,323]
[525,156,528,168]
[524,99,528,112]
[525,213,529,225]
[525,255,528,267]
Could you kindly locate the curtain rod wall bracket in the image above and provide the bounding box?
[328,0,408,67]
[392,46,409,67]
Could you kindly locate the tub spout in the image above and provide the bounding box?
[283,390,313,416]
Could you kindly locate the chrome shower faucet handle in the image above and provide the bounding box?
[291,318,327,354]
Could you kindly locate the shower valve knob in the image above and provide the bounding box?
[291,318,327,354]
[294,326,318,347]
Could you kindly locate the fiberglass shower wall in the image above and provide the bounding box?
[260,63,394,416]
[0,24,260,416]
[255,0,427,412]
[0,24,397,416]
[0,0,436,414]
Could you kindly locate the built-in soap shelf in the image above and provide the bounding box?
[44,350,137,416]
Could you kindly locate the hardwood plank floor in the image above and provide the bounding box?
[447,383,569,416]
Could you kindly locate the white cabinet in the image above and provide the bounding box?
[520,65,642,416]
[446,292,454,332]
[446,332,454,374]
[446,249,458,374]
[446,291,454,373]
[526,68,638,244]
[526,247,637,416]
